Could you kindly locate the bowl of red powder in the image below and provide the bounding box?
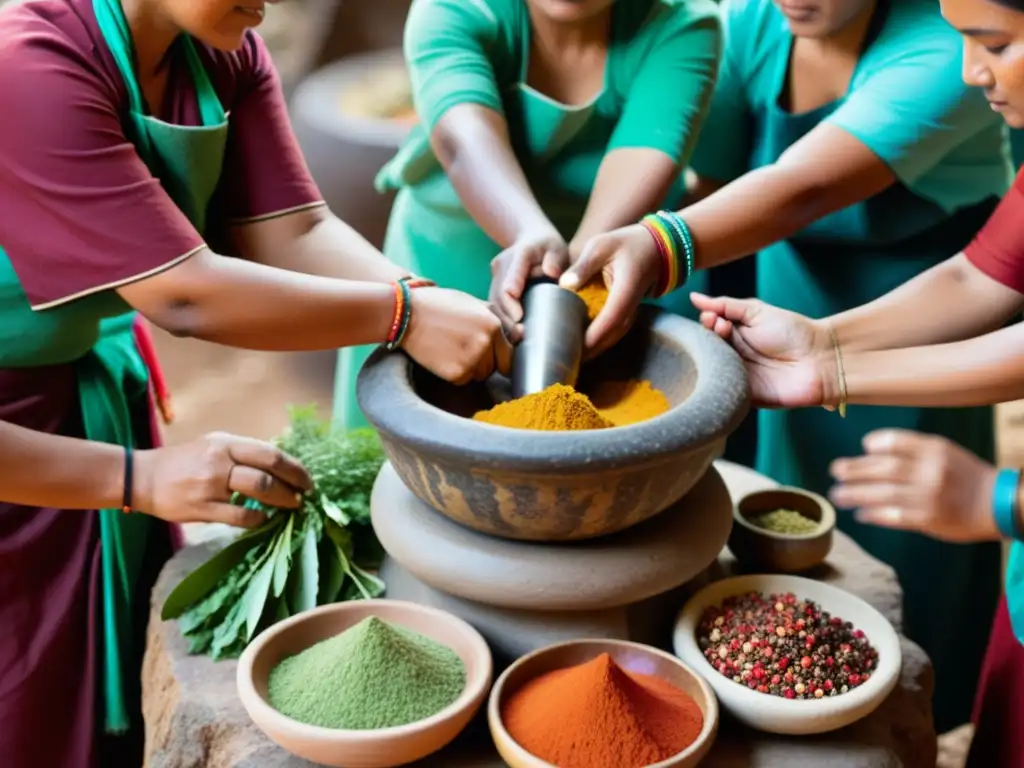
[673,575,902,735]
[488,639,718,768]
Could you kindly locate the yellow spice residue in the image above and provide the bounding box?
[575,279,610,321]
[473,381,669,431]
[589,380,670,427]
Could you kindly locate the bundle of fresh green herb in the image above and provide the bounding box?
[161,406,388,660]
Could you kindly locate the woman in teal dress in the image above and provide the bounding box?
[333,0,722,428]
[541,0,1013,731]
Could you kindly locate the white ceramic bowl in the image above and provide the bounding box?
[673,574,901,735]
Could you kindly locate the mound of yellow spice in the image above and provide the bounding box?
[473,381,669,431]
[575,279,609,321]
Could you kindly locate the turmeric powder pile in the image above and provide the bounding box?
[473,381,669,431]
[575,279,609,321]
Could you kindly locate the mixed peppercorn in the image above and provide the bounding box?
[696,591,879,700]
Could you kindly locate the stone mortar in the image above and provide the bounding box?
[357,307,750,541]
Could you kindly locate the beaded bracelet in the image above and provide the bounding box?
[385,276,435,351]
[639,211,695,298]
[993,468,1022,540]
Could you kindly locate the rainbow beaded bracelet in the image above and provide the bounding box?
[640,210,695,298]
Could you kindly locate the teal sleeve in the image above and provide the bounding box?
[607,1,721,164]
[403,0,505,130]
[828,44,998,186]
[686,2,752,183]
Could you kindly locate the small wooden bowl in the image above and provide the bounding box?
[237,600,492,767]
[728,487,836,573]
[488,639,718,768]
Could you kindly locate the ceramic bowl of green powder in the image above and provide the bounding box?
[728,487,835,574]
[237,599,492,767]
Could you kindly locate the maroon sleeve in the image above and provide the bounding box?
[0,29,205,309]
[964,172,1024,294]
[220,33,323,223]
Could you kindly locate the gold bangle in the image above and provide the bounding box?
[828,324,848,419]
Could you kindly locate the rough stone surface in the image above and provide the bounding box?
[145,463,936,768]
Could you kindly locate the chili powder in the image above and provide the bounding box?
[501,652,704,768]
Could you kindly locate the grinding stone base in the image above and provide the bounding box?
[372,464,734,665]
[379,558,714,668]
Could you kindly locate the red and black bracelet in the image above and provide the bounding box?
[385,276,435,351]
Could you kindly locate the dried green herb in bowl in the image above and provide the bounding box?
[750,509,819,536]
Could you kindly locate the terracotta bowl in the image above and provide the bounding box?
[728,488,836,573]
[673,575,902,735]
[237,600,492,767]
[488,639,718,768]
[357,307,749,541]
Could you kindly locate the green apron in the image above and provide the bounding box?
[752,96,1001,731]
[0,0,228,733]
[333,41,687,429]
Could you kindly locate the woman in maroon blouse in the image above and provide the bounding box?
[691,0,1024,761]
[0,1,511,766]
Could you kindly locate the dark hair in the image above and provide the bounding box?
[990,0,1024,11]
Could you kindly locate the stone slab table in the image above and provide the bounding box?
[143,462,936,768]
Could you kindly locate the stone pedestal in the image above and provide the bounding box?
[144,462,936,768]
[373,462,732,666]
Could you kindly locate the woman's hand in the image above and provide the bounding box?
[134,433,312,527]
[559,224,662,356]
[690,293,834,408]
[403,287,513,384]
[489,229,570,339]
[829,430,999,544]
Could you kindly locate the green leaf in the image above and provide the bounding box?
[186,629,215,655]
[209,542,275,657]
[275,595,291,622]
[324,519,353,555]
[289,519,320,614]
[162,515,284,621]
[346,560,386,601]
[321,495,351,527]
[177,561,246,635]
[244,551,277,642]
[271,514,295,597]
[317,536,345,605]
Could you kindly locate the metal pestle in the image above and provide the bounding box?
[510,280,588,399]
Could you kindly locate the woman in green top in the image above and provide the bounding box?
[333,0,722,428]
[507,0,1012,731]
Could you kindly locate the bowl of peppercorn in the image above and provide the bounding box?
[728,488,836,573]
[672,574,902,735]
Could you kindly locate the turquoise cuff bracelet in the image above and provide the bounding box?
[993,467,1022,540]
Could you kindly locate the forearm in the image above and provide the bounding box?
[0,421,123,510]
[432,105,557,246]
[682,169,725,207]
[680,125,894,272]
[233,209,408,283]
[682,164,833,270]
[829,254,1024,353]
[836,323,1024,407]
[569,149,678,257]
[118,249,395,351]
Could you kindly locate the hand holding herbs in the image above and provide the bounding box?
[135,432,311,526]
[162,407,388,660]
